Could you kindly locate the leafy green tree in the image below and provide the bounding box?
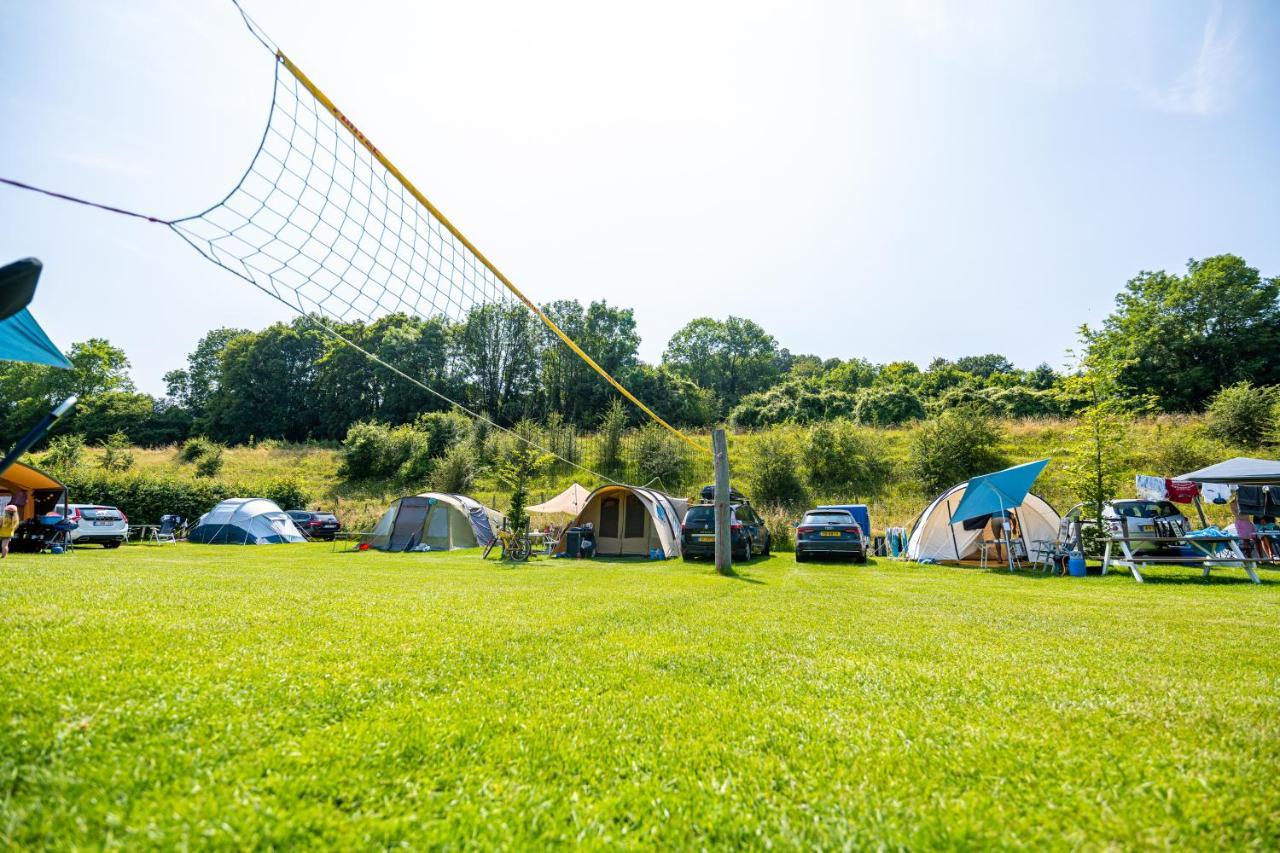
[164,328,249,417]
[820,358,878,392]
[1085,255,1280,410]
[907,407,1007,495]
[540,300,641,427]
[662,316,781,411]
[954,354,1016,379]
[1061,359,1140,539]
[203,320,327,443]
[498,422,550,534]
[453,303,540,424]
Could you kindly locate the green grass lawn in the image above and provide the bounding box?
[2,546,1278,848]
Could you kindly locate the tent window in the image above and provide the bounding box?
[624,496,646,539]
[427,506,450,540]
[599,497,620,538]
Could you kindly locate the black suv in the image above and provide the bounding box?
[681,499,771,561]
[287,510,342,540]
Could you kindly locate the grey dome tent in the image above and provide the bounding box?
[363,492,504,552]
[553,485,688,558]
[188,498,306,544]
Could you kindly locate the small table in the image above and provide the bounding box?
[1102,535,1259,584]
[979,538,1024,571]
[126,524,157,544]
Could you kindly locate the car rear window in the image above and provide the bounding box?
[804,511,854,525]
[1113,501,1180,519]
[685,506,741,525]
[80,507,121,520]
[316,514,337,522]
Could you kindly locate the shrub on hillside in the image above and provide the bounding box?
[745,432,808,506]
[594,399,628,477]
[854,386,925,427]
[728,381,859,428]
[1206,382,1275,447]
[907,407,1007,495]
[803,420,892,498]
[983,386,1060,419]
[415,411,471,459]
[262,477,310,512]
[178,436,220,463]
[58,471,312,524]
[629,423,693,492]
[39,434,86,476]
[339,421,424,479]
[193,445,225,478]
[429,444,476,494]
[99,431,135,473]
[1144,421,1226,476]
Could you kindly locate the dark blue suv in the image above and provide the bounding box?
[681,502,772,561]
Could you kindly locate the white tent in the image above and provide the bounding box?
[188,498,306,545]
[906,483,1060,563]
[554,485,688,558]
[527,483,591,516]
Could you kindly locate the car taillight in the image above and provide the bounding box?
[120,512,128,524]
[681,523,687,532]
[731,523,742,531]
[841,526,858,534]
[797,526,814,534]
[70,509,81,521]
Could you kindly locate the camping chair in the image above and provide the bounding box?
[152,514,182,545]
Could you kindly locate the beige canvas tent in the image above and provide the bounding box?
[528,483,591,516]
[553,485,688,558]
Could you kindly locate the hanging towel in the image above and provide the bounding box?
[1237,485,1267,515]
[1200,482,1232,505]
[1164,479,1200,504]
[1135,475,1167,501]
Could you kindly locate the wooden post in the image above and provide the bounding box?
[712,428,733,575]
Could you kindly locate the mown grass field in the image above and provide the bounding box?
[3,545,1278,848]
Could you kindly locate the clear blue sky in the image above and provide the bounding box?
[2,0,1277,394]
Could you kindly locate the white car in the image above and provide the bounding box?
[67,504,128,548]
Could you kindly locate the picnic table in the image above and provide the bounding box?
[1102,535,1260,584]
[126,524,157,544]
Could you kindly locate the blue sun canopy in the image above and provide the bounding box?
[949,459,1050,524]
[0,308,71,369]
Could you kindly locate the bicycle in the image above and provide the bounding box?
[483,522,532,562]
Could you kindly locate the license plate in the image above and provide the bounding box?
[697,535,714,542]
[94,520,114,526]
[820,531,841,537]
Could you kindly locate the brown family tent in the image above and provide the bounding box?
[553,484,688,558]
[0,460,68,522]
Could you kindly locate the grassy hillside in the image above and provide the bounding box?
[2,545,1277,847]
[70,413,1245,533]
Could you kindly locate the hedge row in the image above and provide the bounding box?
[59,471,310,524]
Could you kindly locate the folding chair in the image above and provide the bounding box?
[152,514,181,545]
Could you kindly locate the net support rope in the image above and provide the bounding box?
[2,3,715,487]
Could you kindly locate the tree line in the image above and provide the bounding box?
[2,253,1276,450]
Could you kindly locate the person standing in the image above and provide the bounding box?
[0,505,18,558]
[1225,498,1260,558]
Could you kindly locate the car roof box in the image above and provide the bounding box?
[699,484,747,503]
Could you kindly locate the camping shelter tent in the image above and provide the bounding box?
[187,498,306,544]
[554,485,689,558]
[0,461,67,522]
[527,482,591,517]
[906,482,1060,563]
[1179,457,1280,485]
[364,492,503,552]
